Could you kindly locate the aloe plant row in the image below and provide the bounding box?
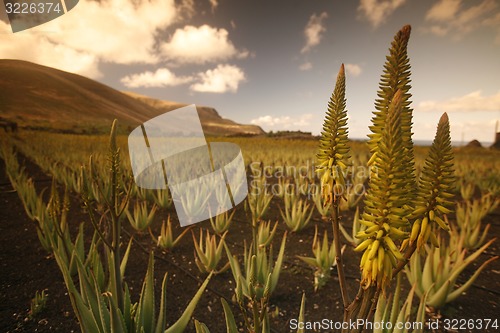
[2,121,213,332]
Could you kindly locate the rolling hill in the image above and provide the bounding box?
[0,60,264,136]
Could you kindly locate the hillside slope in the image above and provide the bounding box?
[123,91,264,136]
[0,60,263,136]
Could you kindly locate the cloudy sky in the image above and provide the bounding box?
[1,0,499,144]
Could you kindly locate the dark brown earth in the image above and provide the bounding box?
[0,155,499,333]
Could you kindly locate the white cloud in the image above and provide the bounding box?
[161,25,248,64]
[345,63,362,77]
[0,21,100,77]
[209,0,218,12]
[121,68,193,88]
[426,0,461,21]
[418,90,500,112]
[357,0,406,28]
[424,0,500,42]
[190,64,246,93]
[299,62,313,71]
[251,114,314,129]
[0,0,178,78]
[301,12,328,54]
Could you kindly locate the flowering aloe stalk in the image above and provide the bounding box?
[316,63,352,307]
[408,113,455,251]
[316,63,351,205]
[339,26,459,331]
[355,90,410,289]
[368,25,416,205]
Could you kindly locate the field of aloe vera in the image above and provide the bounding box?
[1,25,500,333]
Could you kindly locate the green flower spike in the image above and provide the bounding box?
[410,112,456,249]
[368,25,416,210]
[316,64,351,204]
[355,89,411,289]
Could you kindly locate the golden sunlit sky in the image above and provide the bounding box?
[1,0,499,144]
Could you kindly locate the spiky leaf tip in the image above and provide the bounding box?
[316,64,351,204]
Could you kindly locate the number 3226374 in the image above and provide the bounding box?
[5,2,62,14]
[443,318,498,331]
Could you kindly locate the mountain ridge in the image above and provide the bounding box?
[0,59,264,136]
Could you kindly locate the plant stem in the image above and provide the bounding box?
[331,200,350,309]
[109,135,124,312]
[392,242,416,276]
[252,300,260,333]
[111,211,124,311]
[343,285,378,333]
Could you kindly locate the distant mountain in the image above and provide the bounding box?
[122,91,264,136]
[0,60,264,136]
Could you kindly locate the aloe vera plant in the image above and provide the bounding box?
[192,229,229,274]
[152,216,191,251]
[125,201,157,232]
[247,173,273,222]
[153,188,173,209]
[275,175,292,199]
[5,120,213,333]
[405,236,498,310]
[459,180,475,201]
[374,274,427,333]
[310,26,462,331]
[210,209,236,235]
[257,220,278,248]
[178,184,211,221]
[455,193,499,248]
[280,192,313,232]
[224,233,287,332]
[225,233,287,301]
[29,289,48,319]
[297,226,344,291]
[454,198,492,250]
